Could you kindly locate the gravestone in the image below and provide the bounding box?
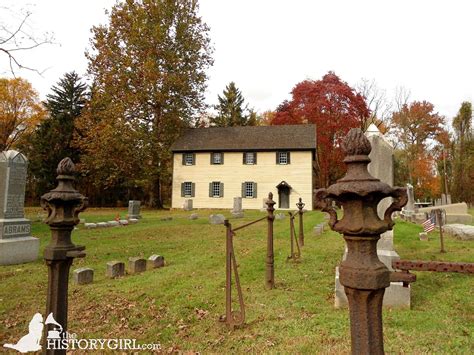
[0,151,39,265]
[446,194,452,205]
[231,197,244,218]
[209,214,225,225]
[148,254,165,268]
[128,200,141,219]
[189,213,199,220]
[85,223,97,229]
[183,199,193,211]
[441,193,447,206]
[129,257,147,273]
[275,213,285,220]
[335,124,411,308]
[106,261,125,278]
[404,183,415,214]
[73,268,94,285]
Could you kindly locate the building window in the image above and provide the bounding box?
[184,182,192,197]
[181,182,195,197]
[277,151,290,165]
[183,153,195,165]
[241,181,257,198]
[243,152,256,165]
[209,181,223,197]
[211,152,223,165]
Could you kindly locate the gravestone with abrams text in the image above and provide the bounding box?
[0,150,39,265]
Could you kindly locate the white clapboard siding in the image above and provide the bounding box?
[172,151,313,210]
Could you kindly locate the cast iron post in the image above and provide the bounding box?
[265,192,276,289]
[314,129,407,355]
[41,158,87,354]
[224,220,233,327]
[296,197,305,246]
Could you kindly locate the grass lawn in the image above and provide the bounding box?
[1,207,473,353]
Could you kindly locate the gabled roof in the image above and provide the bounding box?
[171,124,317,152]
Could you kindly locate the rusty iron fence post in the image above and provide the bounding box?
[265,193,276,289]
[314,129,407,355]
[288,212,301,260]
[296,198,305,247]
[40,158,87,354]
[223,220,245,329]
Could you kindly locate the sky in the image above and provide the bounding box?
[1,0,473,122]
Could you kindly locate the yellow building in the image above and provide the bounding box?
[170,124,317,210]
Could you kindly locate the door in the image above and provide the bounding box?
[278,186,290,209]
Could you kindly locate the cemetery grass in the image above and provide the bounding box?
[0,208,473,354]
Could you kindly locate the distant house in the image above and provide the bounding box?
[170,124,317,210]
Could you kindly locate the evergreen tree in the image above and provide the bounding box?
[26,72,87,198]
[452,101,473,203]
[211,82,255,126]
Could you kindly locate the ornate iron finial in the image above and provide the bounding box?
[314,128,407,354]
[342,128,372,156]
[56,157,75,176]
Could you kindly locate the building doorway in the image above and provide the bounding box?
[276,181,291,209]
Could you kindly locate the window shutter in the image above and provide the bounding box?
[276,152,279,164]
[181,183,185,197]
[210,153,213,164]
[182,154,186,165]
[243,153,246,164]
[254,152,257,165]
[209,183,213,197]
[287,152,291,164]
[253,182,257,198]
[192,153,196,165]
[221,153,224,165]
[191,183,195,197]
[241,182,245,197]
[219,182,224,197]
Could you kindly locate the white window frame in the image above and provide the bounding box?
[212,152,222,164]
[184,153,194,165]
[245,182,254,198]
[212,181,221,197]
[183,182,192,197]
[245,152,255,165]
[278,151,288,165]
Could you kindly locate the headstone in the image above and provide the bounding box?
[441,193,447,205]
[79,218,86,224]
[417,202,472,224]
[119,219,129,226]
[446,194,452,205]
[85,223,97,229]
[335,125,411,309]
[443,224,474,241]
[129,257,147,273]
[209,214,225,225]
[313,225,323,236]
[129,218,139,224]
[107,221,120,227]
[106,261,125,278]
[189,213,199,220]
[148,254,165,268]
[97,222,108,228]
[73,267,94,285]
[231,197,244,218]
[275,213,285,220]
[0,151,39,265]
[260,198,268,212]
[183,199,193,211]
[419,232,428,241]
[128,200,141,219]
[405,183,415,213]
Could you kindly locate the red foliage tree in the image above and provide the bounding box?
[271,71,370,187]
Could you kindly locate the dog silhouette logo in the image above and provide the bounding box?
[3,312,62,353]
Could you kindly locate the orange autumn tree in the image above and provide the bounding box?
[0,77,45,151]
[271,72,370,187]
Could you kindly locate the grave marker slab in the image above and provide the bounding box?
[128,200,141,219]
[148,254,165,268]
[129,257,147,273]
[106,261,125,278]
[73,268,94,285]
[0,150,39,265]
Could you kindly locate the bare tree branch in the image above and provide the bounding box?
[0,8,54,76]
